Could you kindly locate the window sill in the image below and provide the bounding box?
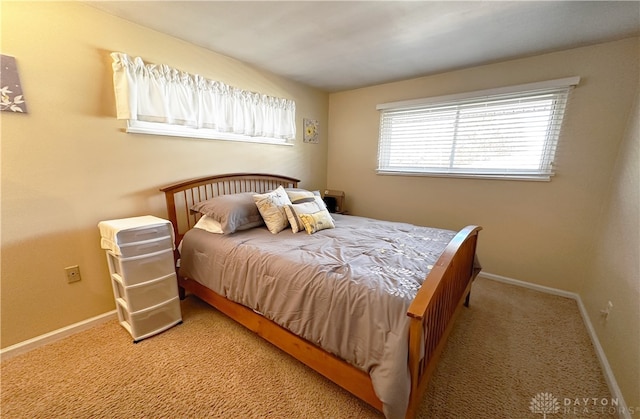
[376,170,553,182]
[126,120,294,146]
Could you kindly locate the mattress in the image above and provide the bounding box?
[179,214,460,418]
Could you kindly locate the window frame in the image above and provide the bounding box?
[376,77,580,181]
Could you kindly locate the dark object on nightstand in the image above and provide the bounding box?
[323,190,345,214]
[324,196,338,213]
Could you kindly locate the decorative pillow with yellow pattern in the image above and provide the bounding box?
[299,210,335,234]
[284,201,323,233]
[253,186,292,234]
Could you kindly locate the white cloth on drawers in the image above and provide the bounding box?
[98,215,174,255]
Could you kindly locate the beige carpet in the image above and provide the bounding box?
[1,277,613,418]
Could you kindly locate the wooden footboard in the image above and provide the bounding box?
[160,173,481,419]
[406,225,481,418]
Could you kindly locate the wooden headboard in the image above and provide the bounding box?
[159,173,300,244]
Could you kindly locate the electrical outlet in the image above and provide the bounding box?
[600,300,613,319]
[65,265,81,283]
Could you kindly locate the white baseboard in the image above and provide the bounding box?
[479,271,578,299]
[0,310,117,361]
[478,272,631,419]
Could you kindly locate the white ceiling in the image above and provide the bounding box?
[88,1,640,92]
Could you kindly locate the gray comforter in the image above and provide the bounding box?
[179,214,459,418]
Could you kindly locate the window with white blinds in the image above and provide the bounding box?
[377,77,579,181]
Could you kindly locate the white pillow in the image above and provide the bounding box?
[284,201,324,233]
[253,186,292,234]
[193,215,224,234]
[286,188,328,210]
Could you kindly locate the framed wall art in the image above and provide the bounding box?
[303,118,319,143]
[1,54,28,113]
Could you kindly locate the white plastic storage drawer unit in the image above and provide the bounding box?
[116,297,182,343]
[98,216,182,342]
[118,235,175,258]
[107,248,176,287]
[112,273,179,313]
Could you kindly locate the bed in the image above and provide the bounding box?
[160,173,481,419]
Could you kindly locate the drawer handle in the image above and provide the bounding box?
[137,243,161,251]
[114,248,172,261]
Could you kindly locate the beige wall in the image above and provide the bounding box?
[0,2,329,347]
[582,86,639,409]
[328,37,638,292]
[327,37,639,410]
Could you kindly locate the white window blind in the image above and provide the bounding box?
[377,77,580,180]
[111,52,296,145]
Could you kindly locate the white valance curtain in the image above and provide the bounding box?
[111,52,296,142]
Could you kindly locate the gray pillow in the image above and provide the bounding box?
[190,192,264,234]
